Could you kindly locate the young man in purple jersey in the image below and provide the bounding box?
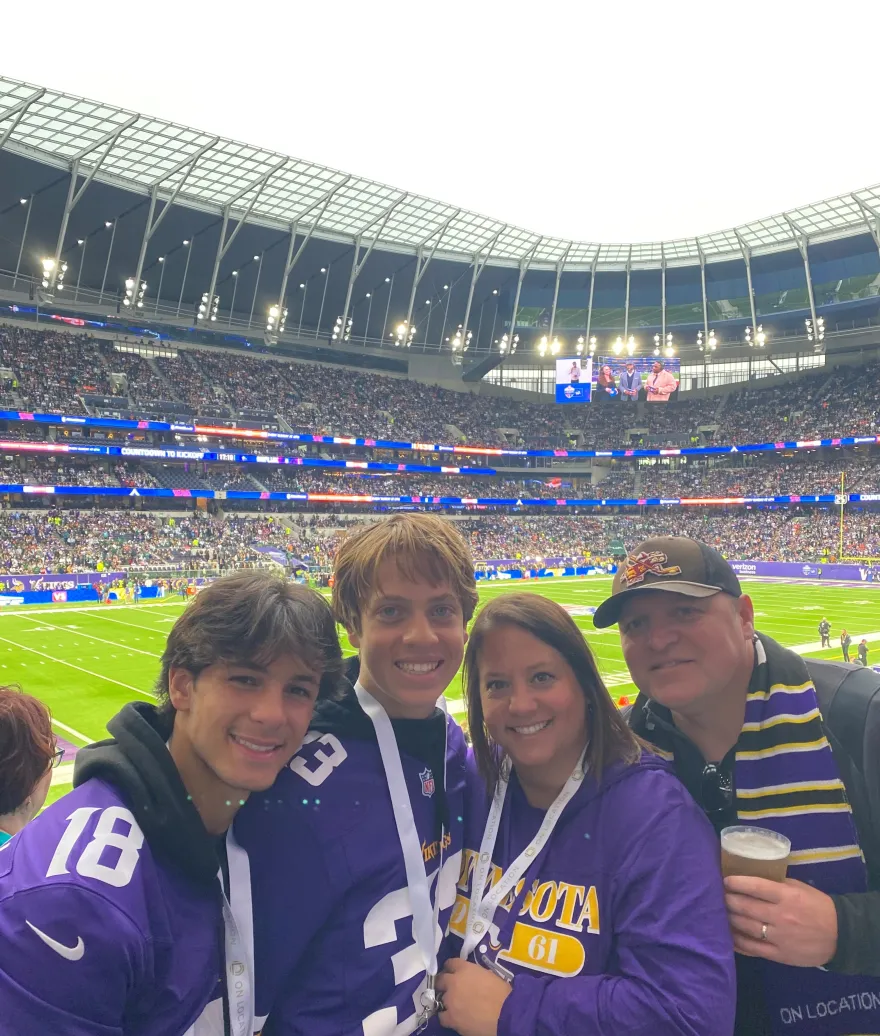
[235,513,477,1035]
[0,571,341,1036]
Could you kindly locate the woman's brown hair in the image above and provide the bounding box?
[464,593,643,792]
[0,686,54,815]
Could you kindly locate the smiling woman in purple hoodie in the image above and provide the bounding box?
[438,593,736,1036]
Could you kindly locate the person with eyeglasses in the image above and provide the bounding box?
[594,537,880,1036]
[0,685,59,846]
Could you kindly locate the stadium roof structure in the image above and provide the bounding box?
[4,76,880,274]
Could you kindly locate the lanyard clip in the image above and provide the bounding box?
[479,951,514,984]
[416,974,440,1031]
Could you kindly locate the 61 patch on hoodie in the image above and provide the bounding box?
[450,848,601,978]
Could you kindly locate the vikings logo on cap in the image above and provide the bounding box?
[622,551,682,587]
[420,768,435,798]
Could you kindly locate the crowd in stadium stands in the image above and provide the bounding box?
[3,458,160,489]
[4,449,878,503]
[0,511,337,574]
[4,325,880,454]
[3,506,880,575]
[96,343,172,404]
[638,453,878,498]
[464,511,880,564]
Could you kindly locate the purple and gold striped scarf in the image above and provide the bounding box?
[736,633,866,894]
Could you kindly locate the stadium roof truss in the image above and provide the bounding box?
[3,77,880,274]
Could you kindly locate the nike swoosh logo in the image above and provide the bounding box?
[25,920,85,961]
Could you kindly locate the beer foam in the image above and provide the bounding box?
[721,829,789,861]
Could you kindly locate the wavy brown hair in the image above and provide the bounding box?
[332,513,478,634]
[0,686,54,815]
[464,593,643,792]
[156,570,343,716]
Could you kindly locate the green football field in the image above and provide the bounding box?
[4,575,877,810]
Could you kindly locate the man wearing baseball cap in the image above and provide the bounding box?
[595,536,880,1036]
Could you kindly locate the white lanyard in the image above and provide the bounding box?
[182,830,255,1036]
[355,682,445,1023]
[460,750,587,962]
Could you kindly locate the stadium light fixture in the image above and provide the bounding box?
[589,336,597,354]
[626,335,636,356]
[805,317,825,345]
[537,335,548,357]
[394,321,416,347]
[19,198,27,205]
[40,256,67,292]
[105,221,113,228]
[123,277,147,309]
[612,336,623,355]
[266,304,288,337]
[333,315,353,341]
[745,324,766,347]
[550,336,561,355]
[40,257,55,289]
[198,292,219,322]
[498,332,519,355]
[576,336,584,355]
[183,239,190,246]
[450,325,473,353]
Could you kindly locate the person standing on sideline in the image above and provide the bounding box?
[593,537,880,1036]
[0,687,62,846]
[619,360,641,401]
[841,628,852,662]
[818,617,831,648]
[858,638,868,666]
[438,593,735,1036]
[234,513,476,1034]
[0,571,342,1035]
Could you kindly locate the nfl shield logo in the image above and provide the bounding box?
[419,768,435,798]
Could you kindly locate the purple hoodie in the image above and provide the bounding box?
[448,751,736,1036]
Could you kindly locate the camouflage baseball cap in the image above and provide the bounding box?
[592,536,742,628]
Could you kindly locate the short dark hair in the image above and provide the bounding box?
[156,571,343,716]
[464,593,644,792]
[0,685,54,815]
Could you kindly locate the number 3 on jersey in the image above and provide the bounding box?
[289,731,348,787]
[46,806,144,888]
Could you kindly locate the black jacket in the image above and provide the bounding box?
[73,701,222,886]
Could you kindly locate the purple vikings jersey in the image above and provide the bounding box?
[0,778,223,1036]
[235,709,467,1036]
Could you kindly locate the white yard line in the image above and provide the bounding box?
[52,718,95,744]
[0,601,186,619]
[17,616,161,659]
[51,762,75,786]
[0,633,155,699]
[77,612,171,635]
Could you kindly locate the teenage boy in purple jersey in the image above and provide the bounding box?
[0,572,341,1036]
[235,513,477,1035]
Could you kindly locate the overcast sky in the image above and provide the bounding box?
[6,0,879,243]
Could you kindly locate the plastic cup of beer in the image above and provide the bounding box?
[720,826,791,882]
